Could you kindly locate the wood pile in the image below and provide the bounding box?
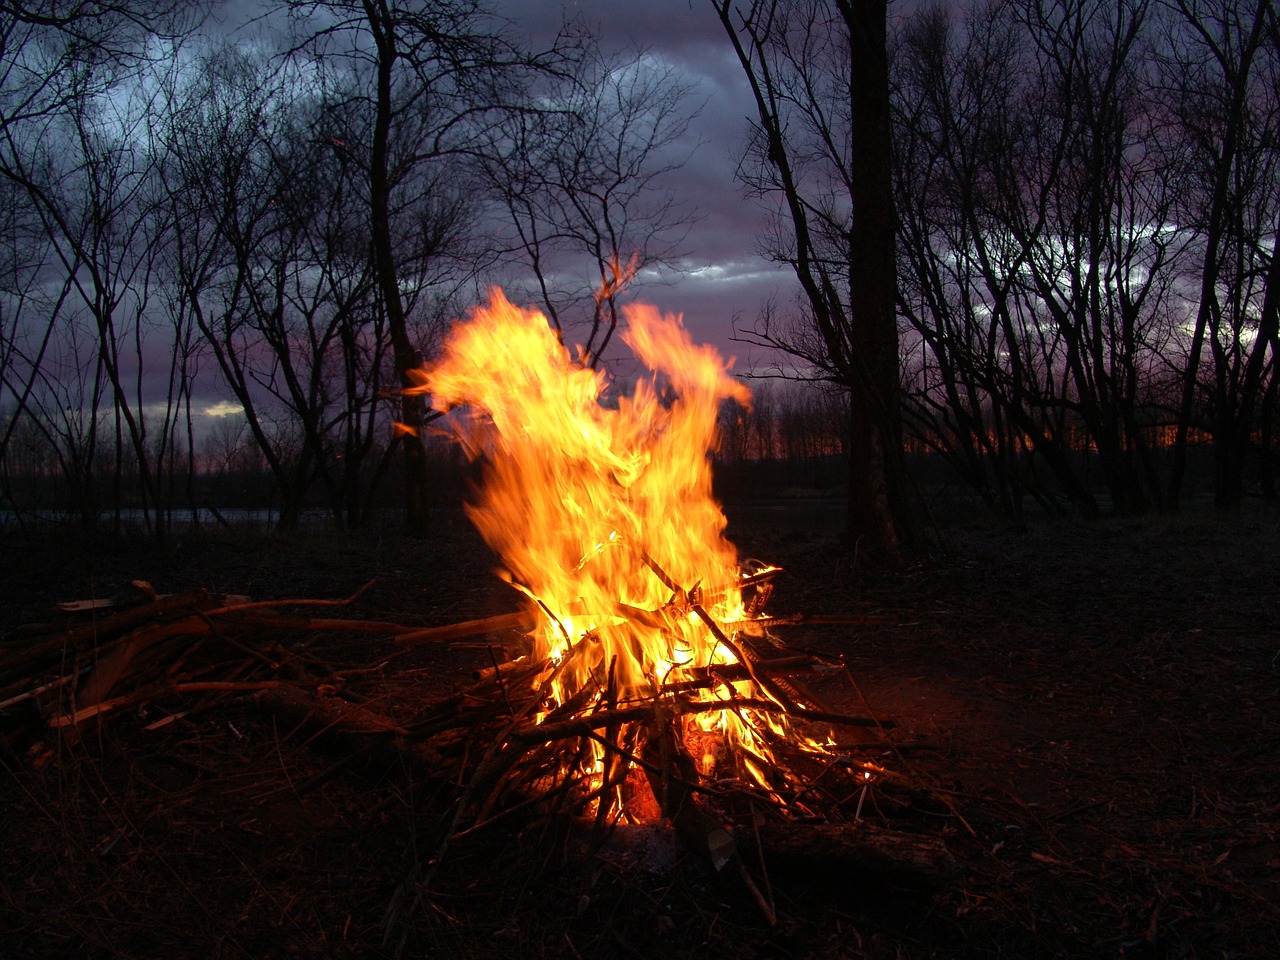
[0,572,960,917]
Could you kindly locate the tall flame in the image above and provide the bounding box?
[425,289,784,805]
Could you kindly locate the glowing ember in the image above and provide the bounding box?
[421,289,806,816]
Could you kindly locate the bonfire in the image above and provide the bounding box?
[413,290,900,872]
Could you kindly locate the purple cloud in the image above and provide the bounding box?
[493,0,791,360]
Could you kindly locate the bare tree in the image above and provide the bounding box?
[893,0,1067,515]
[0,0,202,533]
[161,44,371,531]
[482,47,699,366]
[893,0,1198,517]
[1160,0,1279,508]
[714,0,914,563]
[0,51,189,536]
[1010,0,1177,513]
[282,0,585,536]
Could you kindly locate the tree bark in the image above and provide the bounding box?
[714,0,916,564]
[365,0,432,537]
[840,0,912,563]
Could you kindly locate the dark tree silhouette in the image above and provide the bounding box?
[714,0,914,563]
[283,0,585,536]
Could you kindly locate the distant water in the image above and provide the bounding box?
[1,501,850,537]
[0,507,305,530]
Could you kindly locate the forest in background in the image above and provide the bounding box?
[1,0,1276,538]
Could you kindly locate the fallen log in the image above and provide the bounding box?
[754,820,960,895]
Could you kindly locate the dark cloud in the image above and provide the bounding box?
[208,0,784,360]
[494,0,791,359]
[496,0,730,56]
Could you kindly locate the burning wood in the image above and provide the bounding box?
[396,290,945,888]
[0,560,954,912]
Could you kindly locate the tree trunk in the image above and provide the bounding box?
[842,0,913,564]
[366,0,431,538]
[715,0,916,562]
[1217,206,1280,509]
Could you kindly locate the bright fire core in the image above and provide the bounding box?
[424,290,793,808]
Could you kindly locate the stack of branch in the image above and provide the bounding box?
[392,617,893,827]
[0,570,959,902]
[0,579,405,748]
[366,558,958,906]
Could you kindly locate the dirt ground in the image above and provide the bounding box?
[1,501,1278,959]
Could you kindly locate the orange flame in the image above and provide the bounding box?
[595,251,640,306]
[425,289,793,805]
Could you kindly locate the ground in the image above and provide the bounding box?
[1,502,1277,959]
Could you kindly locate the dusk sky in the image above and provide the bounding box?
[168,0,802,434]
[213,0,795,372]
[490,0,797,375]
